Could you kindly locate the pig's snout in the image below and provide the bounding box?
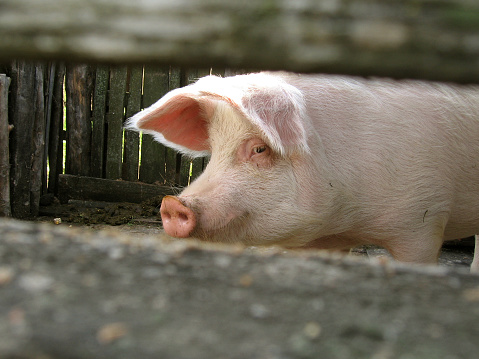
[160,196,196,238]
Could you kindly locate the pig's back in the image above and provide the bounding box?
[283,73,479,239]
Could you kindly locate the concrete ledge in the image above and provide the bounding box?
[0,218,478,358]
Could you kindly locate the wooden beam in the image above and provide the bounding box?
[57,174,178,204]
[1,0,479,83]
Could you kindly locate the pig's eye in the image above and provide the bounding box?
[253,145,267,154]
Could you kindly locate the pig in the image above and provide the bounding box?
[127,72,479,271]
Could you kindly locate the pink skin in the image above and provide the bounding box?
[161,138,271,237]
[160,196,196,238]
[127,72,479,271]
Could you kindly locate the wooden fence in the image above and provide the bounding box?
[62,64,214,186]
[1,62,227,218]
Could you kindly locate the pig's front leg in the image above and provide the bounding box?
[385,234,444,264]
[471,235,479,273]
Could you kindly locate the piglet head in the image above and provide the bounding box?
[127,73,314,246]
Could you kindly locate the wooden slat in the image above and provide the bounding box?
[122,65,143,182]
[139,66,169,184]
[90,65,109,178]
[105,66,128,180]
[7,61,36,218]
[0,74,11,217]
[65,64,93,176]
[46,63,65,195]
[190,158,206,183]
[57,174,178,204]
[30,64,46,217]
[179,157,191,187]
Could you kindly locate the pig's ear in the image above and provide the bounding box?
[126,90,212,158]
[240,79,309,156]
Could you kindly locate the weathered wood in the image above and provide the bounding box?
[122,65,142,182]
[0,74,11,217]
[191,158,206,183]
[105,66,128,180]
[57,174,177,204]
[1,0,479,83]
[42,62,56,194]
[7,61,36,218]
[30,64,46,217]
[179,157,191,187]
[139,66,169,184]
[1,217,479,359]
[65,64,93,176]
[46,63,65,195]
[90,65,109,178]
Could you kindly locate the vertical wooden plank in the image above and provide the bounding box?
[42,62,56,194]
[179,157,191,187]
[90,65,109,178]
[7,61,36,218]
[122,65,143,182]
[30,63,46,217]
[105,66,128,180]
[190,158,206,183]
[65,64,93,176]
[139,66,169,184]
[47,63,65,195]
[0,74,11,217]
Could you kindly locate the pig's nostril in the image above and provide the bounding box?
[161,196,196,238]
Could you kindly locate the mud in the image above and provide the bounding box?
[39,196,164,226]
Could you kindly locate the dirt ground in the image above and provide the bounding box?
[39,195,164,226]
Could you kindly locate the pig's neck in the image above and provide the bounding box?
[294,130,361,242]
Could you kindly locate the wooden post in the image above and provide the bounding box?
[30,64,46,217]
[90,65,109,178]
[0,74,11,217]
[65,64,93,177]
[8,61,36,218]
[122,65,143,182]
[139,66,169,184]
[47,63,65,195]
[105,66,128,180]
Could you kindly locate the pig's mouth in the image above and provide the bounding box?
[192,209,251,244]
[161,194,251,241]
